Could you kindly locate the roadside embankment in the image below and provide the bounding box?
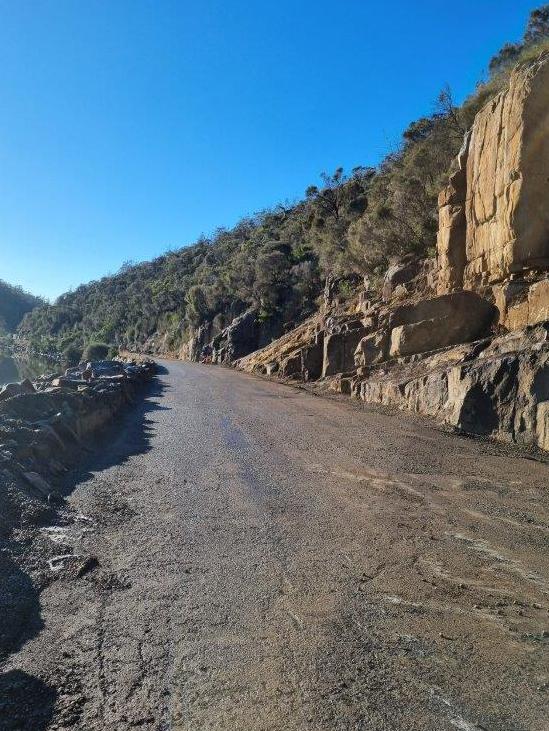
[0,358,155,667]
[0,358,155,540]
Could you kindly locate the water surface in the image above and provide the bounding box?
[0,352,58,386]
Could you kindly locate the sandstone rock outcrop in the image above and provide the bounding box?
[436,137,469,294]
[466,54,549,287]
[437,53,549,329]
[209,309,261,364]
[184,307,287,366]
[322,317,366,377]
[237,316,324,380]
[388,291,496,357]
[354,330,388,368]
[357,324,549,451]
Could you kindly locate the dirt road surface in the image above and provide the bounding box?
[2,360,549,730]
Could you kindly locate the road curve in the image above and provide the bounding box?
[3,360,549,730]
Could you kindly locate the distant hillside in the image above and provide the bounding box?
[18,172,372,356]
[19,5,549,359]
[0,279,44,334]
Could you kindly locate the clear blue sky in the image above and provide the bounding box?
[0,0,538,300]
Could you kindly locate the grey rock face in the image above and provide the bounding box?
[358,325,549,451]
[382,256,422,302]
[323,328,367,377]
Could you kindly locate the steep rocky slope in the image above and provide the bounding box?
[234,54,549,453]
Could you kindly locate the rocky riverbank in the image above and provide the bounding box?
[0,358,155,667]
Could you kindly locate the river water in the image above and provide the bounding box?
[0,352,59,386]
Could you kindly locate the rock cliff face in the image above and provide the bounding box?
[437,53,549,328]
[233,53,549,453]
[179,307,286,366]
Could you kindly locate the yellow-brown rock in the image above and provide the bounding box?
[236,315,323,377]
[436,139,469,293]
[493,277,549,329]
[438,53,549,294]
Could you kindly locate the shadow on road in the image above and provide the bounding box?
[0,373,170,730]
[61,373,170,495]
[0,669,57,731]
[0,554,44,663]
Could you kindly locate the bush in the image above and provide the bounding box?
[62,343,82,366]
[82,342,110,362]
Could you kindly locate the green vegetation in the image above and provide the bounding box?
[62,343,83,366]
[0,279,44,334]
[82,342,110,362]
[19,6,549,356]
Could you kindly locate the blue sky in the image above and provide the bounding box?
[0,0,538,300]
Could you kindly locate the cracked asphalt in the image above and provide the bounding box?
[2,360,549,730]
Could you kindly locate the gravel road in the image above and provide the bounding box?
[2,360,549,730]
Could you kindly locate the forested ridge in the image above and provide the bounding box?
[0,279,44,334]
[19,6,549,360]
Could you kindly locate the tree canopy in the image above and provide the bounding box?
[0,279,44,334]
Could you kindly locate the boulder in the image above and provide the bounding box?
[382,256,422,302]
[0,379,36,402]
[322,328,366,377]
[207,308,285,365]
[392,290,495,331]
[354,330,389,367]
[528,278,549,324]
[388,291,496,358]
[301,342,323,380]
[87,360,125,377]
[223,309,260,361]
[390,317,464,358]
[180,322,214,361]
[493,277,549,330]
[279,351,302,379]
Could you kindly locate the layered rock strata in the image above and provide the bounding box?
[354,325,549,451]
